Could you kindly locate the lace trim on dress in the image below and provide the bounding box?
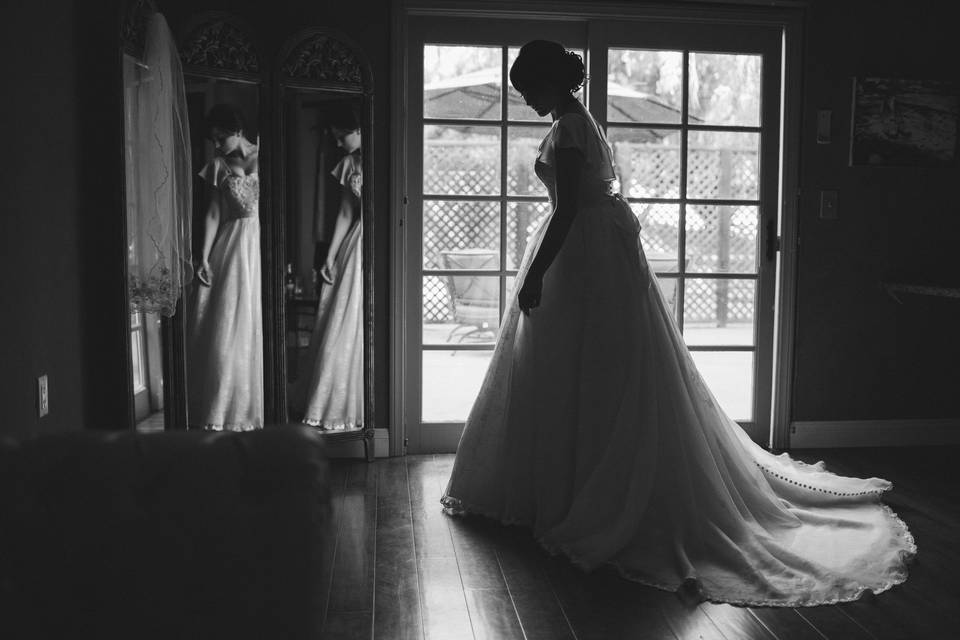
[302,419,363,431]
[438,494,917,608]
[200,422,262,432]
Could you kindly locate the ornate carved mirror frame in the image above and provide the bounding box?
[274,29,376,459]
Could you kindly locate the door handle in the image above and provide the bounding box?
[765,219,779,262]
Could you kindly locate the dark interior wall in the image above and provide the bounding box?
[0,0,127,438]
[792,0,960,421]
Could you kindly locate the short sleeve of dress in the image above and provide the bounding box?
[197,156,229,187]
[538,113,591,167]
[331,152,363,199]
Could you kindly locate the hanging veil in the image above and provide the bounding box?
[123,11,192,317]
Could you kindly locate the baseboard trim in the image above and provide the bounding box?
[789,419,960,448]
[324,428,391,458]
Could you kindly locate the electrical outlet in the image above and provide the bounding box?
[37,374,49,418]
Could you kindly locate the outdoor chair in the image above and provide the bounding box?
[441,249,500,345]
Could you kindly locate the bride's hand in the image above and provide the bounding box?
[197,260,212,287]
[518,274,543,316]
[320,263,335,285]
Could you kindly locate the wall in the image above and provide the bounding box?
[0,0,128,438]
[793,0,960,421]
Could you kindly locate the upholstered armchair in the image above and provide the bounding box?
[0,425,331,639]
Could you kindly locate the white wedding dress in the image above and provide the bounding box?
[294,151,364,430]
[187,155,264,431]
[441,103,915,607]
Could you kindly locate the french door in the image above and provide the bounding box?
[402,14,784,452]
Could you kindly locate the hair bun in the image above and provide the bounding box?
[562,50,585,93]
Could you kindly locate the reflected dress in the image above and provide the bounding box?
[440,105,915,606]
[296,151,364,430]
[188,155,264,430]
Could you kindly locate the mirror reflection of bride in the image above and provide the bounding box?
[187,103,264,431]
[291,103,364,431]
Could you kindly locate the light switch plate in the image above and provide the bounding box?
[38,374,49,417]
[820,190,839,219]
[816,110,832,144]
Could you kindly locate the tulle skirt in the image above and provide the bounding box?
[441,194,915,607]
[187,216,263,431]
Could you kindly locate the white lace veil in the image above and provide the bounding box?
[123,11,192,316]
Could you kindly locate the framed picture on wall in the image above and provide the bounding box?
[849,77,959,167]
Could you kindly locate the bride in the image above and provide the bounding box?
[441,40,915,607]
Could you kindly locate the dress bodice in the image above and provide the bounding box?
[199,155,260,221]
[535,108,619,205]
[220,172,259,220]
[535,108,640,237]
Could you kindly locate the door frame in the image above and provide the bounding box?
[390,0,806,454]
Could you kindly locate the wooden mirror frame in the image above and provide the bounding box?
[273,28,376,460]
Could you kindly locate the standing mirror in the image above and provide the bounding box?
[275,30,375,459]
[178,13,268,430]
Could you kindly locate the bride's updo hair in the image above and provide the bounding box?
[509,40,585,95]
[205,103,245,137]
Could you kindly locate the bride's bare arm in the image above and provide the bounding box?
[321,188,358,283]
[526,147,583,281]
[518,146,583,314]
[197,188,221,286]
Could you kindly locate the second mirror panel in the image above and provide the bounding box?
[283,90,365,432]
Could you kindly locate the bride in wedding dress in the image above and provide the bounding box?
[440,40,915,607]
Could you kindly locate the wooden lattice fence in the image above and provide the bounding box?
[422,139,758,325]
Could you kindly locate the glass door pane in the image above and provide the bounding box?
[607,41,771,426]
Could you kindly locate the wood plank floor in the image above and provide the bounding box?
[317,447,960,639]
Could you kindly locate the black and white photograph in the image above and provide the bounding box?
[2,1,959,639]
[850,76,959,166]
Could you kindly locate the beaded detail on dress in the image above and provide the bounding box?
[223,173,259,219]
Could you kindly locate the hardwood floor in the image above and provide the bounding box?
[317,447,959,639]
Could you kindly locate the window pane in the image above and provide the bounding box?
[423,350,494,421]
[609,128,681,198]
[686,131,759,200]
[688,52,761,127]
[632,203,680,268]
[683,278,755,346]
[652,275,680,318]
[685,205,758,274]
[506,201,550,270]
[608,48,683,124]
[130,330,145,392]
[424,45,502,120]
[507,47,585,121]
[423,200,500,270]
[423,275,500,346]
[508,126,550,196]
[424,125,501,195]
[690,351,754,421]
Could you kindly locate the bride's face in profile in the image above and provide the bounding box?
[210,126,243,156]
[520,84,570,118]
[332,127,361,153]
[520,85,555,117]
